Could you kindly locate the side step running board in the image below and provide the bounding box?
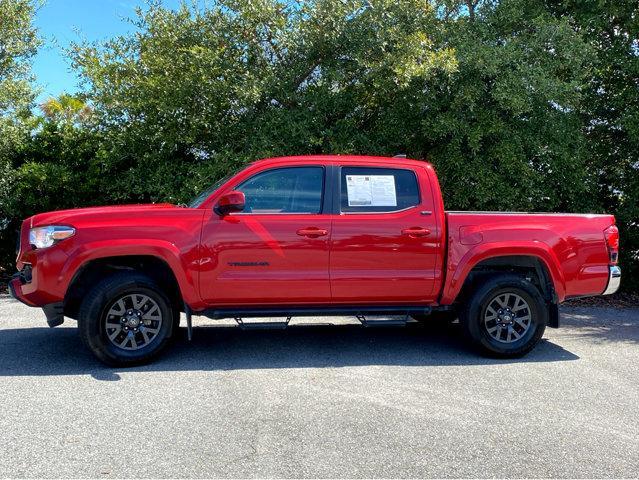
[203,305,432,320]
[234,315,410,330]
[183,305,441,338]
[235,317,292,330]
[356,315,409,327]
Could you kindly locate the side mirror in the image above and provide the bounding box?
[215,190,245,216]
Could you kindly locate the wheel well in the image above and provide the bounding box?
[458,255,557,305]
[64,255,183,320]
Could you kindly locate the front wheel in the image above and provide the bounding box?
[78,272,175,366]
[459,274,548,358]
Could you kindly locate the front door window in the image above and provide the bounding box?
[237,167,324,214]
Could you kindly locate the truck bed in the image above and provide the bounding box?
[443,211,615,302]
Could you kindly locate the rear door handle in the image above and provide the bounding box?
[402,227,431,238]
[297,227,328,238]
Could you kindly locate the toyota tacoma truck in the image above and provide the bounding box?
[9,155,621,365]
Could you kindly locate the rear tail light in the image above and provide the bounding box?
[604,225,619,264]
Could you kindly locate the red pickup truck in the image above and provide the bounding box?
[10,155,621,365]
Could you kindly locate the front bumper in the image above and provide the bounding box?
[602,266,621,295]
[9,275,64,327]
[8,276,36,307]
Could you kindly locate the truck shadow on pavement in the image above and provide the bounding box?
[0,321,579,379]
[560,307,639,345]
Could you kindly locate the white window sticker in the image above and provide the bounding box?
[346,175,397,207]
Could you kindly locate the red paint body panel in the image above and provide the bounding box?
[328,162,443,304]
[16,205,206,308]
[442,213,614,303]
[12,155,617,315]
[198,159,333,306]
[199,213,332,305]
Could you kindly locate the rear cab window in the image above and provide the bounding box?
[340,166,420,213]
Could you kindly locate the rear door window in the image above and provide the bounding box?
[340,167,420,213]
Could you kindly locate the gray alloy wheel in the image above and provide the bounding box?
[482,292,532,343]
[104,293,164,351]
[79,272,175,366]
[459,273,548,358]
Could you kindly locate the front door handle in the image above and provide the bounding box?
[402,227,431,238]
[297,227,328,238]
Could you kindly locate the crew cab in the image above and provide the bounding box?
[10,155,621,365]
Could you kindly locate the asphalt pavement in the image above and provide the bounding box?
[0,294,638,478]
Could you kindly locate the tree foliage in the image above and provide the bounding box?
[546,0,639,290]
[0,94,102,270]
[1,0,638,292]
[0,0,40,149]
[415,0,596,212]
[0,0,41,270]
[70,0,457,203]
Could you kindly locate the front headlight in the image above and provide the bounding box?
[29,226,75,249]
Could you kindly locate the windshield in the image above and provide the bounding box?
[188,173,234,208]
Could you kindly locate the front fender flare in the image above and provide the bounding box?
[58,239,200,306]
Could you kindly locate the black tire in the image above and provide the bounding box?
[78,272,175,366]
[171,307,182,338]
[459,274,548,358]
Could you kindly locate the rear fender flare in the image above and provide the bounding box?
[441,242,566,304]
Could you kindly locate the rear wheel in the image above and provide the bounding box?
[459,274,548,357]
[78,272,175,366]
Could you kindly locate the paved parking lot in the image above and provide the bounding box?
[0,294,638,478]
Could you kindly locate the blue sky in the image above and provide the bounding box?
[33,0,181,103]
